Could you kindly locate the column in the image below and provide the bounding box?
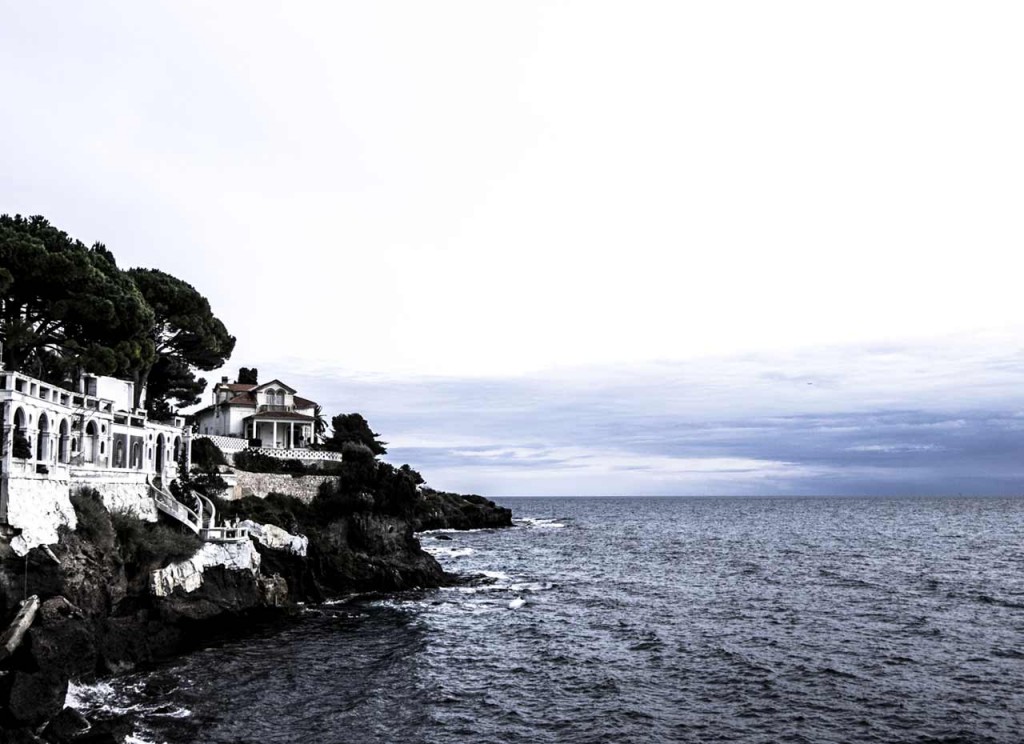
[272,421,277,448]
[289,422,295,449]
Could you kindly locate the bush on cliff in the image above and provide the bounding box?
[69,488,116,551]
[312,455,423,521]
[111,512,202,570]
[191,437,227,470]
[213,492,311,534]
[232,448,281,473]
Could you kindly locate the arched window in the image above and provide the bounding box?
[11,408,30,460]
[37,414,50,461]
[84,421,98,464]
[58,419,70,463]
[115,441,125,468]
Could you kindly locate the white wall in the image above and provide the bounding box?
[93,377,136,410]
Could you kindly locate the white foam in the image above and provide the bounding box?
[424,546,475,558]
[510,581,553,593]
[65,680,117,710]
[515,517,566,529]
[508,597,526,609]
[65,679,191,723]
[481,570,510,581]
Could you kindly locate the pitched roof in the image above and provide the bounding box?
[293,396,317,409]
[253,379,297,394]
[216,382,256,392]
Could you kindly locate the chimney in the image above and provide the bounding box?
[221,376,229,383]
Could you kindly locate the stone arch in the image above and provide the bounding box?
[58,418,70,463]
[173,435,182,462]
[131,441,142,470]
[155,434,166,475]
[115,440,125,468]
[11,407,30,460]
[84,420,98,463]
[36,413,50,462]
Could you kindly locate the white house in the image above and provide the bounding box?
[192,377,319,450]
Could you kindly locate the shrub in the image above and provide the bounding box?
[312,479,373,522]
[215,492,311,533]
[69,488,115,550]
[191,437,227,470]
[232,449,281,473]
[12,432,32,459]
[111,512,202,570]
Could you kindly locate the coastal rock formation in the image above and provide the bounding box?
[149,540,261,597]
[239,520,308,556]
[0,475,509,740]
[413,489,513,531]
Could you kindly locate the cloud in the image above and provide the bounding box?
[247,333,1024,496]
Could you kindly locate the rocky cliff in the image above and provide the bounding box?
[412,488,514,531]
[0,479,509,741]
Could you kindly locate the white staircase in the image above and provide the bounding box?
[147,477,248,543]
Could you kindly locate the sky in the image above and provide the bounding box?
[2,2,1023,496]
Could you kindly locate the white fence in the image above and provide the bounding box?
[196,437,344,464]
[198,435,249,453]
[248,447,344,462]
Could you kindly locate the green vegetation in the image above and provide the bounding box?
[69,488,115,550]
[237,367,258,385]
[127,268,235,416]
[0,214,234,418]
[231,449,337,476]
[11,432,32,459]
[190,437,227,470]
[0,215,154,382]
[214,492,311,534]
[323,413,387,456]
[110,511,202,569]
[314,455,423,519]
[68,487,201,570]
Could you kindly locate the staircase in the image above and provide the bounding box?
[147,477,249,543]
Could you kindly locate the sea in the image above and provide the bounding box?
[68,496,1024,743]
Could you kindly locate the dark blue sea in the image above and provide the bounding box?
[72,496,1024,743]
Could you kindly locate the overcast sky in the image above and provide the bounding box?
[2,2,1023,495]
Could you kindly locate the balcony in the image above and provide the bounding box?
[257,404,295,413]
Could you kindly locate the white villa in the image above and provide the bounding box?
[0,364,203,554]
[193,377,319,450]
[1,363,337,559]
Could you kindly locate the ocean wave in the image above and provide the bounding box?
[424,546,476,558]
[515,517,566,529]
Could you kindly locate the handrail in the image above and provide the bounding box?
[147,478,201,534]
[146,476,249,542]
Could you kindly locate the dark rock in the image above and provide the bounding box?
[413,489,513,531]
[41,706,90,743]
[69,715,131,744]
[30,598,97,680]
[434,534,453,541]
[5,668,68,727]
[0,727,45,744]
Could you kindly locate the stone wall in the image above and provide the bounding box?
[5,477,77,556]
[69,471,157,522]
[228,471,334,503]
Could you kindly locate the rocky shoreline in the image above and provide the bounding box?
[0,482,511,743]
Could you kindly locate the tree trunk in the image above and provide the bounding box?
[132,366,151,410]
